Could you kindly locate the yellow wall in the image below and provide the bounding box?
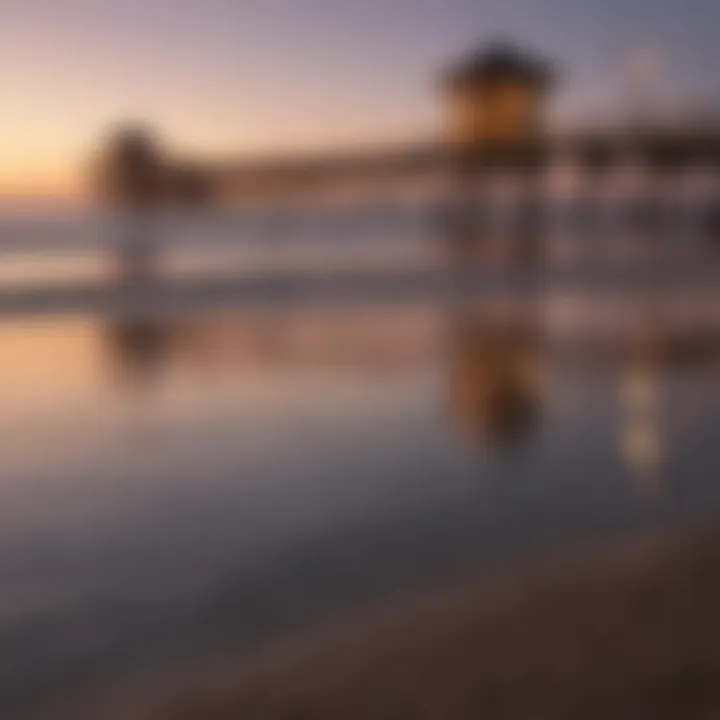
[448,81,543,149]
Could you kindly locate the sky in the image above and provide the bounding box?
[3,0,720,196]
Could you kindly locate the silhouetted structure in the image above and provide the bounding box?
[99,125,164,208]
[170,163,214,205]
[443,41,552,167]
[440,42,553,267]
[90,42,720,223]
[99,125,165,285]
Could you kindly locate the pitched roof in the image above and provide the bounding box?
[445,41,552,91]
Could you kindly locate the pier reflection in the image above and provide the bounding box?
[96,277,720,468]
[446,303,543,447]
[618,320,720,499]
[103,315,174,391]
[100,299,548,453]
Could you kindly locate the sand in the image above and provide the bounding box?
[155,525,720,719]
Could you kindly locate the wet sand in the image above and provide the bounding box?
[155,525,720,719]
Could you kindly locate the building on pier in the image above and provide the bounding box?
[93,42,720,210]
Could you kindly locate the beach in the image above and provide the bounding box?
[157,523,720,719]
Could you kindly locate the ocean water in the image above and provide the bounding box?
[0,195,716,286]
[1,208,720,717]
[0,207,437,287]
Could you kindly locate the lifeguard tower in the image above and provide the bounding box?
[443,41,552,164]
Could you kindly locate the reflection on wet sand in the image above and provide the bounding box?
[618,325,720,499]
[103,317,174,391]
[101,307,439,385]
[620,353,664,498]
[4,291,720,720]
[100,299,549,452]
[447,303,543,447]
[98,290,720,468]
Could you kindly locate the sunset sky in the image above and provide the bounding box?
[3,0,720,197]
